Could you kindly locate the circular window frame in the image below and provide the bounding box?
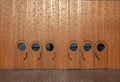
[45,41,55,52]
[68,41,78,52]
[95,41,107,52]
[82,41,93,52]
[16,40,28,52]
[30,41,42,52]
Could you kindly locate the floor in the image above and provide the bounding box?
[0,70,120,82]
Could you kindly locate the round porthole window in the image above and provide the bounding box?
[83,43,92,51]
[31,43,40,51]
[70,43,78,51]
[97,43,105,52]
[17,43,26,51]
[46,43,54,51]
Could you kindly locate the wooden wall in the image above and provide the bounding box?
[0,0,120,69]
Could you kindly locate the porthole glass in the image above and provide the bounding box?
[46,43,54,51]
[32,43,40,51]
[97,43,105,52]
[70,43,78,51]
[83,43,92,51]
[17,43,26,51]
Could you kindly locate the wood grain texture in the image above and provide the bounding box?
[0,0,120,69]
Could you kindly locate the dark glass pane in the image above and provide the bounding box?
[70,43,78,51]
[32,43,40,51]
[46,43,54,51]
[83,43,92,51]
[97,43,105,52]
[17,43,26,51]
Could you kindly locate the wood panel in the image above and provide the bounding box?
[0,0,120,69]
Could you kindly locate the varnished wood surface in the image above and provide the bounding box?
[0,70,120,82]
[0,0,120,69]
